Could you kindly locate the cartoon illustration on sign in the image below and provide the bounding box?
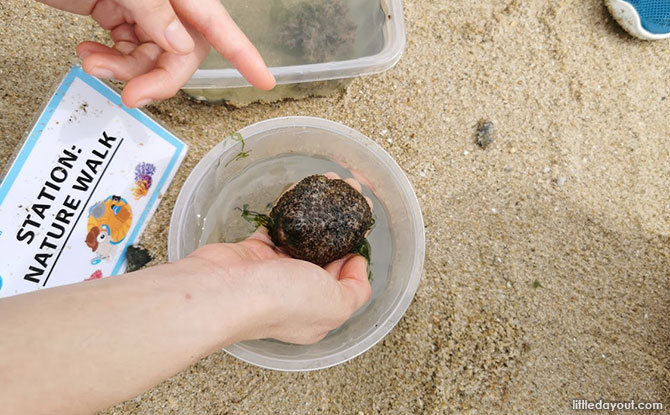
[84,269,103,281]
[85,195,133,264]
[132,162,156,200]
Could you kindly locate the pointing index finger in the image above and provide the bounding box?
[173,0,276,90]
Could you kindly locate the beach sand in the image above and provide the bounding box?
[1,0,668,413]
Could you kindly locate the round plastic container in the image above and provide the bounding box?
[168,117,424,371]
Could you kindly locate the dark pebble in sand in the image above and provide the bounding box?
[476,120,495,148]
[126,245,152,272]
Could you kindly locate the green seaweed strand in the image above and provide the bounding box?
[238,204,274,231]
[352,238,374,282]
[225,133,252,167]
[351,216,376,281]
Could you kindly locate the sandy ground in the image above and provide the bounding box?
[1,0,669,413]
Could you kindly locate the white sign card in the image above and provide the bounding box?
[0,66,188,298]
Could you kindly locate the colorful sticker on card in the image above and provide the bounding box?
[0,66,188,298]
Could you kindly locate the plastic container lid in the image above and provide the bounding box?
[184,0,406,89]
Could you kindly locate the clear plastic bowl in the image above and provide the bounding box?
[183,0,405,104]
[168,117,424,371]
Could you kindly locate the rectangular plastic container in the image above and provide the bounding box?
[183,0,405,105]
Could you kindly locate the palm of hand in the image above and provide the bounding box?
[185,229,371,345]
[42,0,274,107]
[76,0,210,107]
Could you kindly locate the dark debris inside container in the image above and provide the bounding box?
[274,0,357,63]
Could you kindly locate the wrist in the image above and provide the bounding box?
[170,256,273,346]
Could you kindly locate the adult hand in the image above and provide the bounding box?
[0,172,371,414]
[188,230,371,344]
[39,0,276,107]
[187,173,373,344]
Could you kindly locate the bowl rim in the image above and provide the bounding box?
[168,116,425,371]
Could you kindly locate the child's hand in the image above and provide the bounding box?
[40,0,275,107]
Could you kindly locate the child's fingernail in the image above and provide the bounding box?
[90,67,114,79]
[78,50,92,60]
[165,19,194,54]
[135,99,153,108]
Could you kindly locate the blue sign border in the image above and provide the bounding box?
[0,66,187,278]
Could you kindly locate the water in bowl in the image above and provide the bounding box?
[198,153,392,301]
[201,0,386,69]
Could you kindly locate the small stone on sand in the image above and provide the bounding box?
[475,119,495,148]
[126,245,152,272]
[556,176,566,187]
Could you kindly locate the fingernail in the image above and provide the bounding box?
[90,67,115,79]
[135,99,153,108]
[165,19,194,54]
[78,50,92,60]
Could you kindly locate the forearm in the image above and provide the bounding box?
[0,258,249,415]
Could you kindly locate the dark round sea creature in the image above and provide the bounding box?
[242,175,373,266]
[274,0,357,64]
